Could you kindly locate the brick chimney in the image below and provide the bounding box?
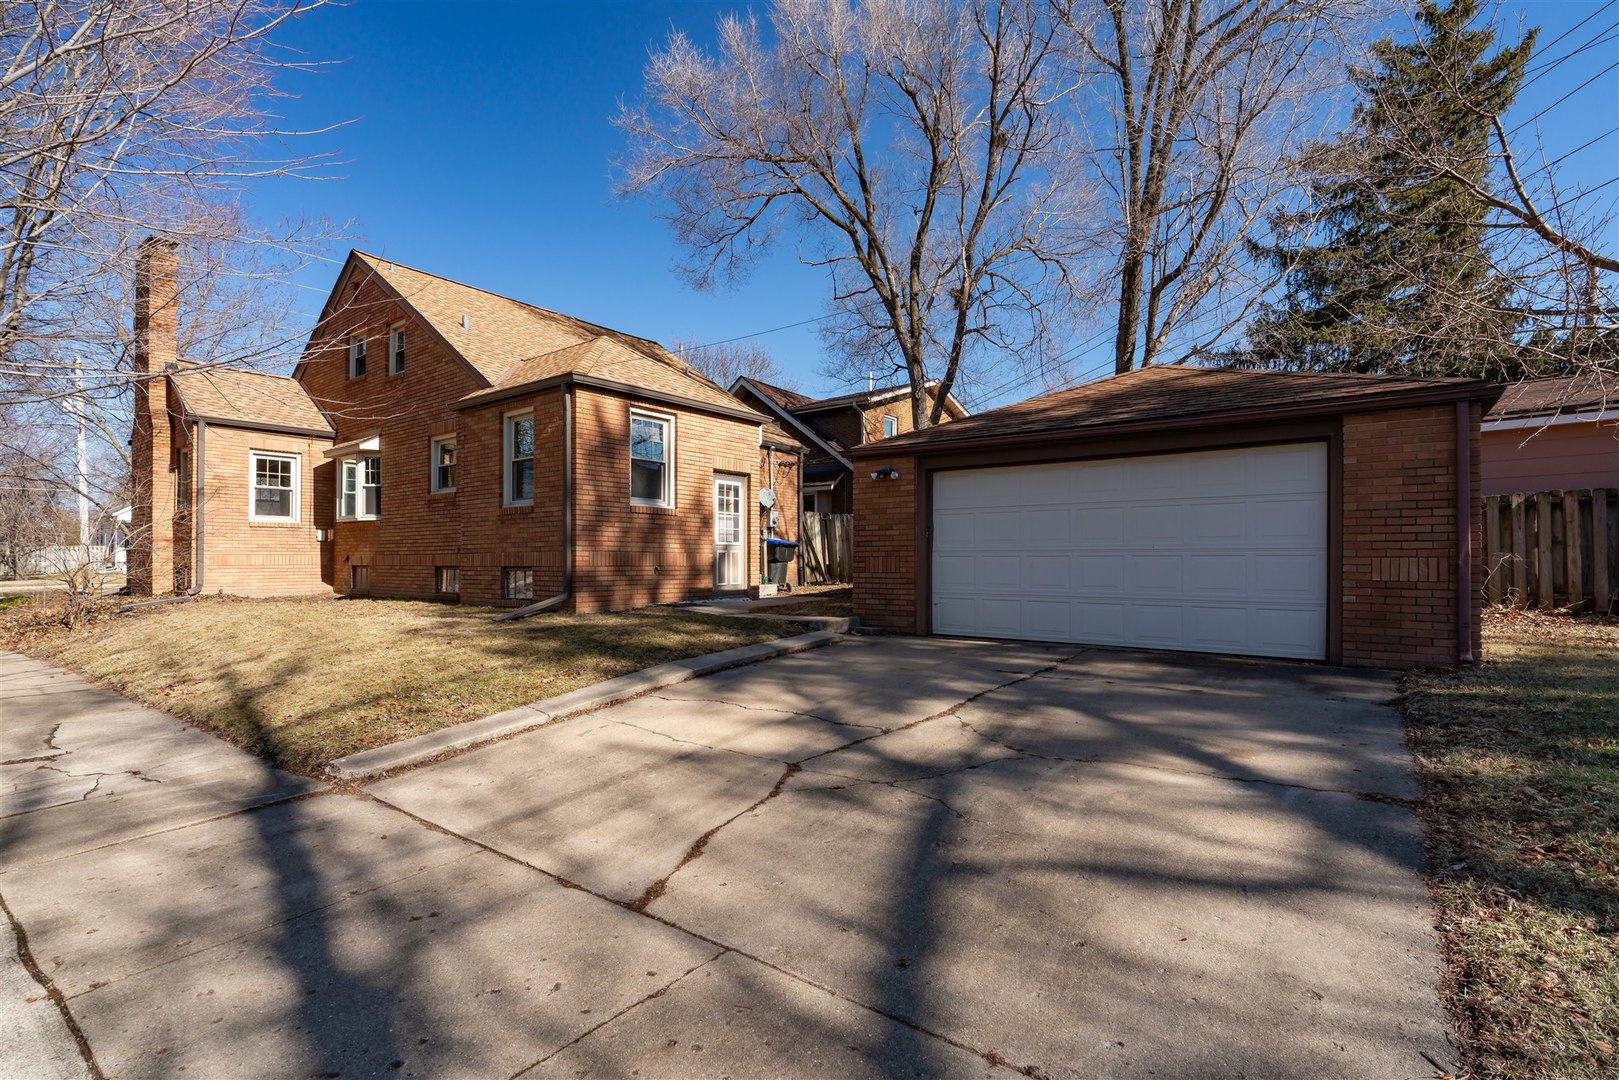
[128,237,180,597]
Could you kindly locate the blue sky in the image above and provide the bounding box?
[246,0,1619,405]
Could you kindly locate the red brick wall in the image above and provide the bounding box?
[850,456,918,632]
[1341,404,1476,668]
[193,426,332,597]
[128,240,180,597]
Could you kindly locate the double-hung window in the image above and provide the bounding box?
[339,454,381,520]
[430,436,457,493]
[388,324,406,374]
[630,410,673,507]
[250,452,299,521]
[504,411,534,507]
[347,334,367,379]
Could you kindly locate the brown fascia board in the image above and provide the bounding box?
[180,413,336,439]
[846,380,1505,459]
[454,372,772,424]
[735,378,854,469]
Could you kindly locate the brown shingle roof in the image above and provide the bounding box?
[744,378,817,412]
[1488,372,1616,420]
[170,367,333,435]
[853,365,1499,456]
[761,423,805,450]
[355,253,755,418]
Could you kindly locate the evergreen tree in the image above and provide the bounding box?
[1245,0,1536,377]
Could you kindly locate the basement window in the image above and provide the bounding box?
[435,566,460,596]
[249,451,299,522]
[502,567,533,600]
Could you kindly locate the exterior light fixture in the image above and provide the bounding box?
[870,466,900,480]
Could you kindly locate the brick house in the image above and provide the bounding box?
[128,240,803,609]
[1480,372,1617,496]
[730,378,966,514]
[847,365,1503,669]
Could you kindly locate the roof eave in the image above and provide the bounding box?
[733,378,854,468]
[182,413,335,439]
[456,372,771,424]
[848,380,1505,459]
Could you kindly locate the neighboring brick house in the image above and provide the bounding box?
[128,241,803,608]
[730,378,966,514]
[1480,372,1617,496]
[847,365,1503,670]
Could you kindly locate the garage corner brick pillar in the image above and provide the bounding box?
[852,455,919,633]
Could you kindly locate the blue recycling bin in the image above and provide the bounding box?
[765,538,800,586]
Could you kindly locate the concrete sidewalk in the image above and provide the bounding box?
[1,641,1455,1078]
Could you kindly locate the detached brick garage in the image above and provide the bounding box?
[848,367,1504,669]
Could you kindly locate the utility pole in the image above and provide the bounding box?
[73,360,90,547]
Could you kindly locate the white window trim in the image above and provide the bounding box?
[347,334,367,379]
[429,434,457,494]
[337,453,381,522]
[248,451,300,523]
[882,414,898,439]
[629,408,676,508]
[503,409,535,508]
[388,322,406,375]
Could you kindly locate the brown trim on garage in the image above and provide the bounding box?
[908,418,1343,659]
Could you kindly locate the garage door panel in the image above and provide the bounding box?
[1126,554,1183,592]
[1188,501,1250,543]
[930,443,1327,660]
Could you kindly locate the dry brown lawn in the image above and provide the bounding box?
[1403,610,1619,1079]
[1,595,800,774]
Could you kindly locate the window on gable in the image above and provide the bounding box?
[882,414,898,439]
[347,334,367,379]
[339,454,381,519]
[250,452,299,521]
[504,411,534,506]
[630,410,673,507]
[430,436,457,493]
[388,324,406,374]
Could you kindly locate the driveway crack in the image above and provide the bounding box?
[628,763,801,912]
[0,888,104,1079]
[509,952,724,1077]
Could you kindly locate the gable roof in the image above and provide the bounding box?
[305,251,763,422]
[1487,372,1616,421]
[852,365,1501,457]
[731,377,854,468]
[791,380,968,420]
[743,378,817,412]
[169,366,334,436]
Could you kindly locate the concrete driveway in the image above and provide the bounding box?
[0,638,1452,1078]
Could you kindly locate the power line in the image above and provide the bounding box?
[1518,19,1619,92]
[1508,58,1619,138]
[1519,0,1616,61]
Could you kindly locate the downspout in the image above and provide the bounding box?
[1455,401,1474,665]
[118,419,206,612]
[494,384,572,621]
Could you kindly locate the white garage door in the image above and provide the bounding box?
[931,443,1327,660]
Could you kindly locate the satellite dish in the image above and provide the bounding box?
[758,488,777,508]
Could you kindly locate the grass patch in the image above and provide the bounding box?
[1,595,802,774]
[1402,610,1619,1079]
[0,594,31,610]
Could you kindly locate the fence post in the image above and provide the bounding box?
[1484,495,1502,604]
[1595,491,1613,615]
[1510,493,1528,605]
[1562,492,1584,611]
[1536,494,1556,609]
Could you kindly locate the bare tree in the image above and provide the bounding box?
[617,0,1084,428]
[671,340,795,391]
[0,0,342,405]
[1057,0,1368,373]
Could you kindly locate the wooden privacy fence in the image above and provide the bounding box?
[801,512,852,584]
[1482,489,1617,613]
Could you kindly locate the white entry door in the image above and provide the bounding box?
[714,475,746,591]
[930,443,1328,660]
